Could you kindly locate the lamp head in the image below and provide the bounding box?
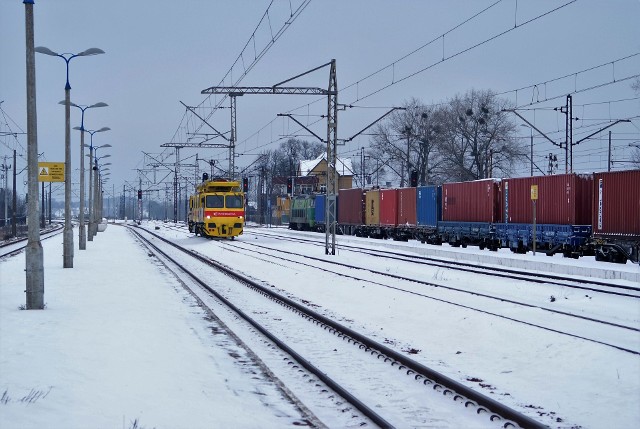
[34,46,59,56]
[78,48,105,56]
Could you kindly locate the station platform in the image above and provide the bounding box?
[0,224,310,429]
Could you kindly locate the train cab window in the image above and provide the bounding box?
[205,195,224,208]
[226,195,243,209]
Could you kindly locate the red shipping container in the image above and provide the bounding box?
[398,187,417,226]
[592,170,640,237]
[442,179,502,223]
[380,189,399,226]
[338,188,366,225]
[503,173,592,225]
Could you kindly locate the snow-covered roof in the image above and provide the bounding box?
[299,153,353,177]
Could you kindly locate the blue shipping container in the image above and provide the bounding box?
[315,194,326,224]
[416,186,441,227]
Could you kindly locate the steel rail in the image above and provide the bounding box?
[133,225,545,429]
[129,226,394,428]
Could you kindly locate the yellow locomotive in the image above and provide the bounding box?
[188,174,244,239]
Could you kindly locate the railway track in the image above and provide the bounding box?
[218,231,639,356]
[0,224,64,259]
[130,225,545,428]
[244,229,640,298]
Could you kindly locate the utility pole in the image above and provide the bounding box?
[229,93,241,180]
[1,156,10,229]
[555,95,575,173]
[403,126,411,188]
[200,60,338,254]
[12,150,17,237]
[568,95,573,173]
[160,143,226,222]
[573,119,630,171]
[40,180,45,228]
[325,59,338,255]
[23,0,44,309]
[547,153,557,175]
[608,131,612,172]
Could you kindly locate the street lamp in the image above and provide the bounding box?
[81,132,110,241]
[35,45,104,268]
[67,101,107,250]
[92,152,110,237]
[96,168,111,231]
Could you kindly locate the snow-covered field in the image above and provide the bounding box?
[1,221,638,428]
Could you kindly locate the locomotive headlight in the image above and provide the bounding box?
[206,215,211,219]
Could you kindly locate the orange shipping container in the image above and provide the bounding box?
[365,189,380,226]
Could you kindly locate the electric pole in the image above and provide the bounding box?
[201,60,339,254]
[24,0,44,309]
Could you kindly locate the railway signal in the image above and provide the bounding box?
[410,170,418,187]
[242,177,249,193]
[287,177,293,195]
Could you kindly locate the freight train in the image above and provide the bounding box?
[188,174,245,239]
[287,169,640,264]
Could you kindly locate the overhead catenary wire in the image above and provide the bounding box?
[136,1,312,187]
[168,0,312,146]
[233,1,588,157]
[161,1,637,182]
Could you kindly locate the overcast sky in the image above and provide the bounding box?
[1,0,639,199]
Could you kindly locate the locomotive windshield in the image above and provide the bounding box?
[205,194,243,209]
[205,195,224,208]
[226,195,243,209]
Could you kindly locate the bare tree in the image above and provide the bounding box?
[413,105,447,185]
[439,89,523,182]
[369,120,407,186]
[368,98,447,187]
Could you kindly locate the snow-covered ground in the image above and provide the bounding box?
[1,221,639,428]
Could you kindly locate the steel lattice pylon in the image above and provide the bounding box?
[200,60,339,254]
[325,59,338,255]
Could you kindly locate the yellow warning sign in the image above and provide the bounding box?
[530,184,539,200]
[38,162,65,182]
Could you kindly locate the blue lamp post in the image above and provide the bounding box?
[68,101,108,250]
[35,45,104,268]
